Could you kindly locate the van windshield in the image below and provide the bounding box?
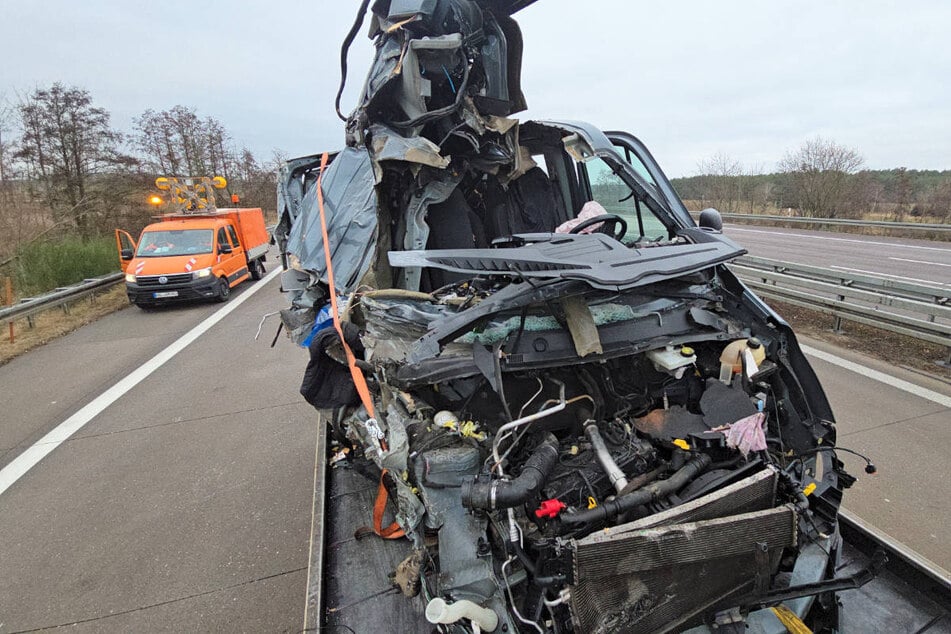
[136,229,214,257]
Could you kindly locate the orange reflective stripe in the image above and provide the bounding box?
[373,469,406,539]
[315,152,382,436]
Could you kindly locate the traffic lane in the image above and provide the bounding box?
[0,401,315,632]
[67,283,303,440]
[0,296,224,470]
[33,569,306,634]
[724,225,951,287]
[802,340,951,569]
[0,276,316,631]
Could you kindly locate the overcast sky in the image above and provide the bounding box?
[2,1,949,177]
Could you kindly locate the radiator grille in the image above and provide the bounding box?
[136,273,194,286]
[569,468,794,634]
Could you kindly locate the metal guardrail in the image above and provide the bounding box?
[730,256,951,361]
[0,273,124,326]
[696,211,951,233]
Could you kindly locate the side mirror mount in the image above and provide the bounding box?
[120,248,134,260]
[218,243,233,254]
[698,208,723,232]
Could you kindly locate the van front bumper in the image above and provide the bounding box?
[126,275,219,304]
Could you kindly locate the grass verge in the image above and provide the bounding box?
[768,299,951,382]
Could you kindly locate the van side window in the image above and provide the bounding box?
[217,228,229,248]
[227,225,240,247]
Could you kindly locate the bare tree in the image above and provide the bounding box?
[777,137,864,218]
[133,106,239,178]
[696,153,744,212]
[0,97,13,184]
[13,84,134,233]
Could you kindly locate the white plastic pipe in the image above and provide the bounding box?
[425,597,499,633]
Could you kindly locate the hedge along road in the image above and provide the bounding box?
[0,267,320,631]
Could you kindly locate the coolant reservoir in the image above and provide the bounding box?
[720,338,766,375]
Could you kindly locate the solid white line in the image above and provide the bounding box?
[829,266,950,288]
[800,344,951,409]
[0,267,282,498]
[889,257,951,268]
[727,226,951,252]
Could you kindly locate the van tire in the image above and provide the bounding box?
[216,277,231,302]
[250,259,265,281]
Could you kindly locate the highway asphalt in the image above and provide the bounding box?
[0,230,949,631]
[0,271,315,632]
[723,223,951,288]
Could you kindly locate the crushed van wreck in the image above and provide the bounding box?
[275,1,874,632]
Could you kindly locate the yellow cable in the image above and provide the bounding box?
[771,605,813,634]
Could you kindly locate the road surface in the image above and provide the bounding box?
[724,223,951,288]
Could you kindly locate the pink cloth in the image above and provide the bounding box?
[555,201,609,234]
[720,412,767,457]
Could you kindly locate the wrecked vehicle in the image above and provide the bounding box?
[274,1,881,632]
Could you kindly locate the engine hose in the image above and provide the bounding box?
[558,454,712,529]
[462,434,559,511]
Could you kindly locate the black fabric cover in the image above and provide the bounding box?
[484,166,563,238]
[300,322,366,410]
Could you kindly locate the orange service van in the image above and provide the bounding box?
[116,208,269,308]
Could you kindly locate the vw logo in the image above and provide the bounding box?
[158,276,168,284]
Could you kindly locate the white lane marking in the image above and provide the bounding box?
[830,266,950,287]
[727,226,951,252]
[0,267,282,498]
[889,257,951,268]
[800,344,951,409]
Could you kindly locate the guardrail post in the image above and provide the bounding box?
[4,276,13,343]
[832,295,846,333]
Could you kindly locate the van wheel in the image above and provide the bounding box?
[250,259,265,281]
[216,277,231,302]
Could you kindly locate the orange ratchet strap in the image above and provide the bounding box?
[316,153,402,539]
[315,152,380,430]
[373,469,406,539]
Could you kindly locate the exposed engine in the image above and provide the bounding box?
[306,275,855,633]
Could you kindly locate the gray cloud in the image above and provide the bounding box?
[2,0,948,176]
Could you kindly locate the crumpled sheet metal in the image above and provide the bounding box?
[370,123,450,169]
[286,147,379,294]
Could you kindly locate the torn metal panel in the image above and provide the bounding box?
[369,123,451,168]
[388,232,746,290]
[286,147,379,294]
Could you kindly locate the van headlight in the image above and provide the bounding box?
[193,267,213,279]
[125,273,137,283]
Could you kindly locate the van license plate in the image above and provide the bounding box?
[153,291,178,298]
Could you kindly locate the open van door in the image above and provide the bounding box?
[115,229,137,270]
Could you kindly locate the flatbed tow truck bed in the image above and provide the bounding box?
[303,421,951,634]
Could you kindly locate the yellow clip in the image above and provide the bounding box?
[570,445,579,456]
[673,438,691,451]
[802,482,817,497]
[770,605,813,634]
[460,421,486,441]
[587,496,598,509]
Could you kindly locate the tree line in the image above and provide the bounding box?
[0,83,282,261]
[673,138,951,222]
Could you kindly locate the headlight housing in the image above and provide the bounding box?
[193,267,213,279]
[125,273,136,283]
